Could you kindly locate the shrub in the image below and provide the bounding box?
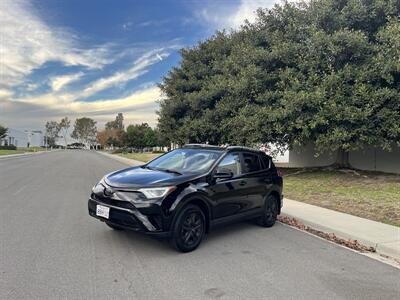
[0,145,17,150]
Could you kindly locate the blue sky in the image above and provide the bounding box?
[0,0,279,130]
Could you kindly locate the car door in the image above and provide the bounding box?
[240,152,266,212]
[208,152,250,219]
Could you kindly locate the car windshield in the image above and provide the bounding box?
[146,149,223,174]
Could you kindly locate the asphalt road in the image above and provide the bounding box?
[0,150,399,300]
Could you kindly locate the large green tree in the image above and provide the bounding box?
[158,0,400,166]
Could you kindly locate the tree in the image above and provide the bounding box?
[123,123,157,149]
[71,117,97,148]
[104,113,124,147]
[96,128,121,148]
[96,130,109,148]
[158,0,400,167]
[0,125,7,140]
[105,113,124,131]
[154,127,169,148]
[58,117,71,148]
[45,121,60,147]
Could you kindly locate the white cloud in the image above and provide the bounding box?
[68,86,161,114]
[0,89,14,99]
[25,83,39,92]
[230,0,277,27]
[80,49,169,98]
[122,21,133,30]
[51,72,84,92]
[0,0,179,130]
[198,0,280,30]
[0,0,111,88]
[0,86,161,129]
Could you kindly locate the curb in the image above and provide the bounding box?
[376,241,400,261]
[281,200,400,260]
[96,151,143,166]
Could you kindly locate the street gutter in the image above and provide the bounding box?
[282,198,400,261]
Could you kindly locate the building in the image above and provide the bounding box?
[26,130,45,147]
[0,128,44,148]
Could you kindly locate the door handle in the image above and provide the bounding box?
[239,180,247,186]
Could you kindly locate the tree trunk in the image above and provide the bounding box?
[336,148,350,168]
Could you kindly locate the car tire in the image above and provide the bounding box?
[170,204,206,253]
[105,222,124,230]
[257,195,279,228]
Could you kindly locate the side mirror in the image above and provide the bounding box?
[214,170,234,180]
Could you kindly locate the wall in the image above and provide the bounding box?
[288,143,335,168]
[287,143,400,174]
[349,146,400,174]
[264,143,289,163]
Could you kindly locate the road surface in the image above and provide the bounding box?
[0,150,399,299]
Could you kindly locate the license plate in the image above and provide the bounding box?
[96,205,110,219]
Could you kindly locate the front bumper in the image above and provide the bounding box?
[88,198,170,238]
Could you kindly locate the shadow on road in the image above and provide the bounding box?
[93,220,279,255]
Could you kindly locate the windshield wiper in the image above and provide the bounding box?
[153,167,182,175]
[142,165,154,170]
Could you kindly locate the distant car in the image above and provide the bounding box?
[88,144,283,252]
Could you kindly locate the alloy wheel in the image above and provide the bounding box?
[180,211,204,247]
[265,197,278,222]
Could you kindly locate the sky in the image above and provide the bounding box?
[0,0,281,132]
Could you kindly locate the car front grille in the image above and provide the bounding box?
[91,193,136,210]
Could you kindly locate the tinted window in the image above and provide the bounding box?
[260,155,271,170]
[147,149,222,174]
[216,153,241,176]
[242,153,261,173]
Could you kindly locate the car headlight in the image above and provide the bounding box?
[92,181,105,194]
[137,186,176,199]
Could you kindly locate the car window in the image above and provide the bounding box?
[216,153,241,176]
[260,155,271,170]
[242,153,262,173]
[146,149,222,174]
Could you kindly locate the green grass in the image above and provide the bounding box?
[0,147,46,156]
[117,152,162,162]
[282,168,400,227]
[0,149,27,155]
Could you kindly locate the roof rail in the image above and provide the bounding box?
[182,144,225,150]
[226,146,263,153]
[182,144,263,153]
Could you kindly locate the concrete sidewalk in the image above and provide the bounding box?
[96,151,143,166]
[282,198,400,260]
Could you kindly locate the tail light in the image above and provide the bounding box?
[277,170,283,177]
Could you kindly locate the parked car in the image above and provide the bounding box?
[88,144,283,252]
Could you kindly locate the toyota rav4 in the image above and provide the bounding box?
[88,144,283,252]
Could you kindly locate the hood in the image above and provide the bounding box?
[105,166,200,188]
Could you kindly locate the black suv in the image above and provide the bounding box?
[88,144,283,252]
